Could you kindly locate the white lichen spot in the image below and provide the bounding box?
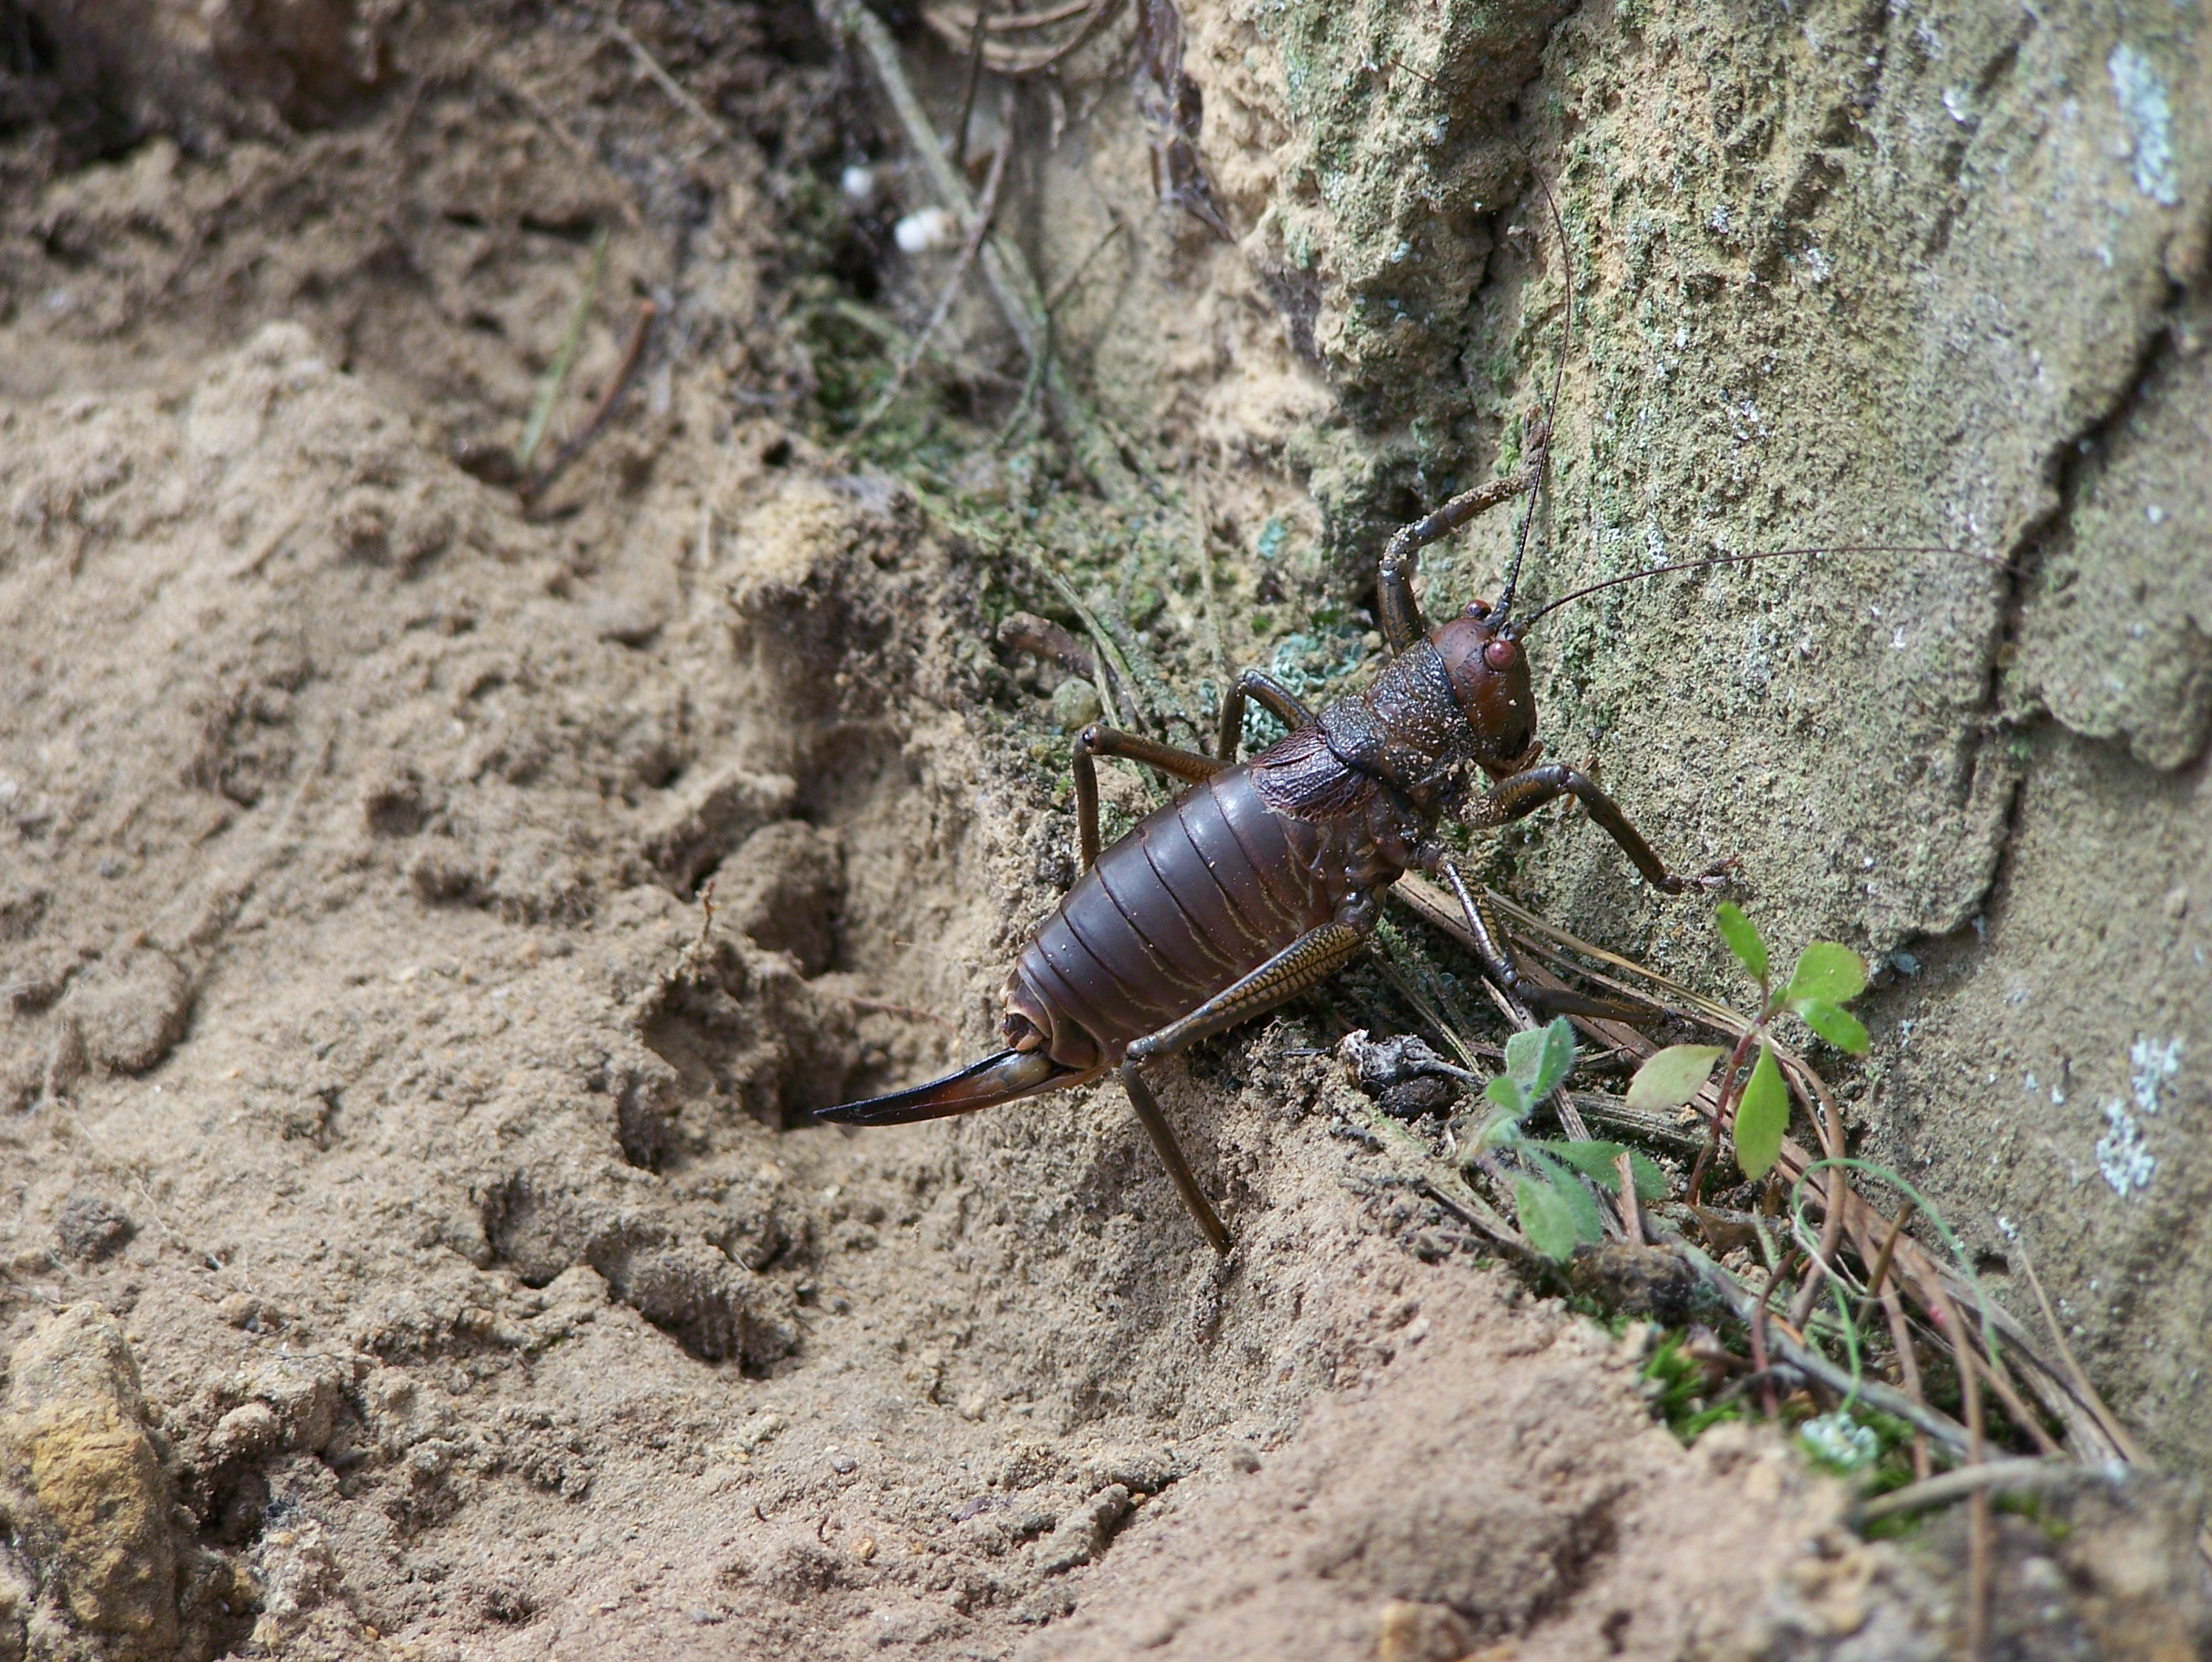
[893,207,957,253]
[2108,44,2182,206]
[2096,1100,2154,1197]
[1799,1413,1881,1471]
[2130,1034,2182,1115]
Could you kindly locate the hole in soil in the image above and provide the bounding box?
[519,212,602,243]
[480,1585,537,1625]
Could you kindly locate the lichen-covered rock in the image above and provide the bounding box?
[1188,0,1570,423]
[0,1306,179,1660]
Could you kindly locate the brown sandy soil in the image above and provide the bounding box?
[1,2,2209,1660]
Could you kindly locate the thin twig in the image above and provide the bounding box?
[487,68,647,230]
[1752,1249,1803,1419]
[524,298,657,500]
[828,0,1139,501]
[1369,943,1481,1073]
[1674,1242,1971,1457]
[1964,1335,2064,1457]
[1685,1028,1758,1207]
[1044,216,1128,312]
[1187,480,1229,694]
[953,0,990,174]
[921,0,1126,76]
[517,229,610,469]
[1614,1149,1642,1245]
[1341,1100,1524,1250]
[1490,929,1671,1019]
[842,117,1011,445]
[1775,1039,1847,1332]
[608,19,737,149]
[1854,1457,2112,1525]
[2012,1233,2144,1463]
[1927,1277,1990,1660]
[1882,1289,1934,1481]
[1856,1201,1915,1329]
[1008,544,1131,727]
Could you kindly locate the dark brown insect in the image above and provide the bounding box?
[814,422,1723,1254]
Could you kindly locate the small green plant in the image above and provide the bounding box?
[1476,1018,1665,1260]
[1639,1331,1746,1441]
[1624,904,1871,1182]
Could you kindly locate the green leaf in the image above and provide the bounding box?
[1527,1017,1576,1107]
[1501,1025,1546,1095]
[1625,1043,1725,1111]
[1533,1138,1671,1203]
[1499,1018,1575,1111]
[1793,998,1871,1055]
[1483,1075,1528,1117]
[1784,941,1868,1006]
[1714,902,1768,984]
[1514,1164,1606,1261]
[1475,1106,1525,1154]
[1732,1042,1789,1179]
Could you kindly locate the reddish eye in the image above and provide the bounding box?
[1483,638,1521,671]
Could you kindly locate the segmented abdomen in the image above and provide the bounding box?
[1008,768,1338,1069]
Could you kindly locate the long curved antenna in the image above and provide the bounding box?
[1495,169,1573,622]
[1516,544,2004,629]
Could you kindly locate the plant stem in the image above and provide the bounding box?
[1686,1025,1760,1206]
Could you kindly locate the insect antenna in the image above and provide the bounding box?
[1515,543,2009,630]
[1494,169,1573,623]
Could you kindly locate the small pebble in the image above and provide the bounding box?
[1049,679,1103,731]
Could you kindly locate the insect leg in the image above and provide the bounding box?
[1425,854,1639,1020]
[1119,920,1371,1253]
[1469,763,1723,895]
[1071,724,1225,869]
[1378,463,1546,653]
[1429,854,1532,1008]
[1119,1068,1233,1255]
[1377,523,1430,656]
[1214,669,1318,761]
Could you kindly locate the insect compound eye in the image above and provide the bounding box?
[1464,598,1491,619]
[1483,638,1522,671]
